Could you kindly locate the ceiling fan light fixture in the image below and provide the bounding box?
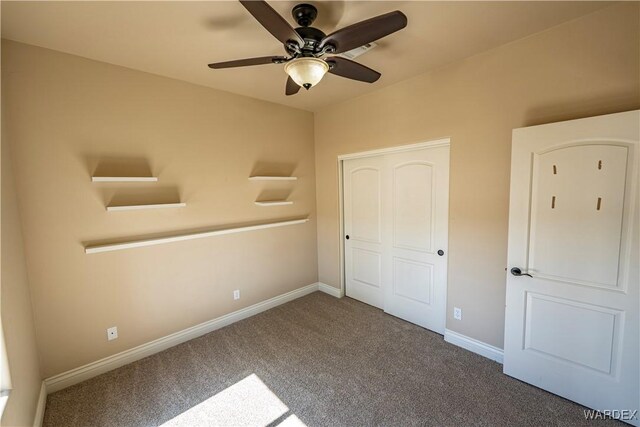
[284,57,329,90]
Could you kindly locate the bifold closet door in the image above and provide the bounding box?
[343,145,449,334]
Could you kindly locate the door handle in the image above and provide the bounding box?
[510,267,533,278]
[345,235,350,240]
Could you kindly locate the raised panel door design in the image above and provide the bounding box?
[524,292,620,375]
[393,162,434,252]
[528,144,628,289]
[392,257,433,304]
[352,248,381,288]
[350,167,381,243]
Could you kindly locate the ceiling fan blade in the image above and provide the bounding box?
[239,0,304,47]
[326,57,381,83]
[208,56,287,69]
[285,76,301,96]
[319,11,407,54]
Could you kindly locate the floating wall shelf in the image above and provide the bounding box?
[248,176,297,181]
[106,203,186,212]
[85,218,309,254]
[254,201,293,206]
[92,177,158,182]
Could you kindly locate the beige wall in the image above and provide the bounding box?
[1,1,639,388]
[1,121,42,425]
[314,3,640,348]
[1,40,318,378]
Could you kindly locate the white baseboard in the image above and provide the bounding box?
[317,282,342,298]
[444,329,504,364]
[32,382,46,427]
[44,283,321,394]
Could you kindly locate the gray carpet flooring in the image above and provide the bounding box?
[43,292,616,426]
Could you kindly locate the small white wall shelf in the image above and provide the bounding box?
[106,203,186,212]
[248,176,297,181]
[92,177,158,182]
[85,218,309,254]
[254,201,293,206]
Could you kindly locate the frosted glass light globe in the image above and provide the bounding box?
[284,58,329,89]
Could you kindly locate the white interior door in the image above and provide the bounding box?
[343,155,385,309]
[504,110,639,424]
[343,143,449,333]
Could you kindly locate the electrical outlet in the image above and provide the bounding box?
[453,307,462,321]
[233,290,240,300]
[107,326,118,341]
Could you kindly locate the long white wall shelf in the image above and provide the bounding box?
[106,203,186,212]
[85,218,309,254]
[249,176,297,181]
[254,201,293,206]
[92,177,158,182]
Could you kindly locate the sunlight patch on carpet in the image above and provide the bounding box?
[276,414,307,426]
[161,373,305,427]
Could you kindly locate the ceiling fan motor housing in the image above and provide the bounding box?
[289,3,332,56]
[291,26,326,55]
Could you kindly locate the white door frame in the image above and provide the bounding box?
[337,137,451,301]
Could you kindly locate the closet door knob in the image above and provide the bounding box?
[437,249,444,256]
[345,235,350,240]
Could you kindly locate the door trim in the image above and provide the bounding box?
[337,138,451,161]
[337,138,451,300]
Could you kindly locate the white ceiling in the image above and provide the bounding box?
[2,1,610,112]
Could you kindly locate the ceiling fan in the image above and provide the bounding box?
[208,1,407,95]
